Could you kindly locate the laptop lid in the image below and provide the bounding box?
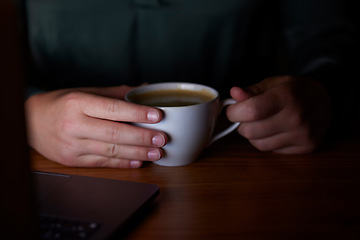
[33,171,159,239]
[0,1,159,239]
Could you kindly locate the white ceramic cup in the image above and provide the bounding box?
[125,82,240,167]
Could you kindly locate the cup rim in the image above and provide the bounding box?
[125,82,219,108]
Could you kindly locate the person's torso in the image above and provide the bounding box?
[26,0,281,95]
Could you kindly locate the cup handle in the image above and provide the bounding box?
[208,99,241,145]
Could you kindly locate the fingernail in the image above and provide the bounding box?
[152,135,165,147]
[130,160,142,168]
[147,110,160,123]
[148,149,161,161]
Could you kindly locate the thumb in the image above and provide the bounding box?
[230,86,252,102]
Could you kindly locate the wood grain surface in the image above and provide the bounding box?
[31,133,360,240]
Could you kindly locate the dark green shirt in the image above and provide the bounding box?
[25,0,357,98]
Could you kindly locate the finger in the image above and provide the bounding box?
[77,117,167,147]
[226,91,283,123]
[73,155,144,168]
[248,129,316,153]
[238,118,281,140]
[273,145,316,154]
[74,92,162,123]
[248,132,294,152]
[238,108,300,139]
[79,139,163,161]
[230,86,252,102]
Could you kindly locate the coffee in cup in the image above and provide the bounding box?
[129,88,215,107]
[125,82,240,167]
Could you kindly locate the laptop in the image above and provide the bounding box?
[0,1,159,239]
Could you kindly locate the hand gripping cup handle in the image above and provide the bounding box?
[208,98,241,145]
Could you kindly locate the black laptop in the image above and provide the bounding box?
[0,1,159,239]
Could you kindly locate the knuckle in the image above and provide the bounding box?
[106,125,121,141]
[107,144,121,158]
[138,130,150,145]
[60,118,79,136]
[58,149,77,167]
[226,104,240,123]
[287,109,305,129]
[61,158,76,167]
[117,160,133,168]
[247,84,262,95]
[56,93,84,135]
[62,92,83,109]
[61,141,82,166]
[256,143,270,152]
[106,100,120,115]
[96,158,133,168]
[133,106,148,122]
[93,158,110,168]
[134,127,153,146]
[250,139,271,152]
[241,125,256,139]
[245,103,260,121]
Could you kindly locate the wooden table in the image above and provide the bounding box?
[31,133,360,240]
